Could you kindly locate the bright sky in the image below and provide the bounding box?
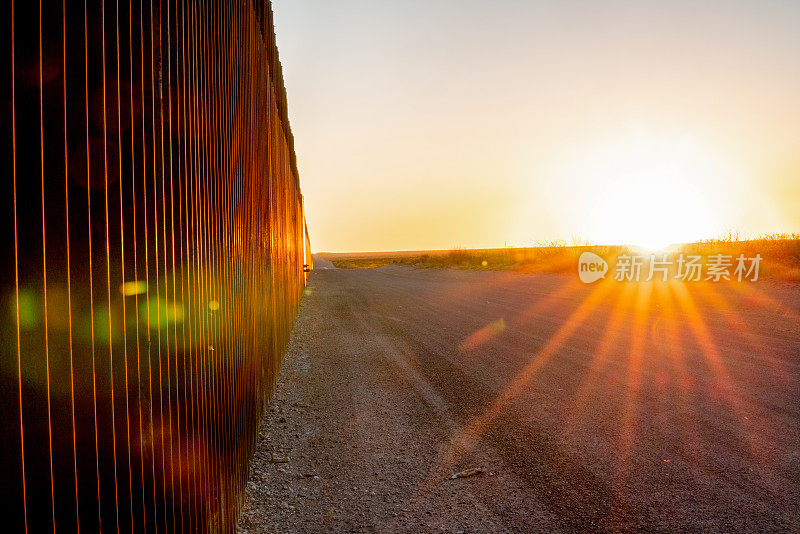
[272,0,800,252]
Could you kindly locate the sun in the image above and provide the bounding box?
[540,127,738,250]
[593,173,715,251]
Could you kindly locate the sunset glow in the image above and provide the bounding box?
[543,129,732,250]
[272,0,800,252]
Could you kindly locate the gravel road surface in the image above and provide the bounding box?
[238,261,799,533]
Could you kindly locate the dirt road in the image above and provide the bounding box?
[238,262,800,533]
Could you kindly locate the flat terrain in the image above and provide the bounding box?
[239,259,800,533]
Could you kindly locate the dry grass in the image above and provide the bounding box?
[328,233,800,282]
[330,258,398,269]
[681,233,800,281]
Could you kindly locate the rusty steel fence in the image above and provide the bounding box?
[0,0,308,531]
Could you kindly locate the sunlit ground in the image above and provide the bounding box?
[394,268,799,526]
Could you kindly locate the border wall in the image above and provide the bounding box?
[0,1,307,531]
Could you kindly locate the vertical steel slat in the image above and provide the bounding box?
[2,1,307,531]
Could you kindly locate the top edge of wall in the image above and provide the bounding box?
[261,0,302,193]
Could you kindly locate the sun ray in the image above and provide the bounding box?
[420,278,616,492]
[564,282,635,432]
[457,277,582,352]
[724,280,800,323]
[659,282,704,462]
[613,282,652,488]
[669,281,768,462]
[694,282,789,385]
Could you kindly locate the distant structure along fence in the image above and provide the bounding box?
[1,1,308,532]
